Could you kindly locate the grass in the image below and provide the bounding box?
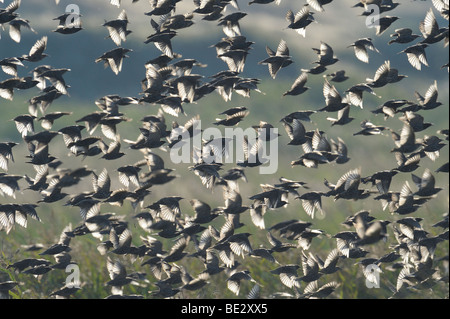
[0,51,448,300]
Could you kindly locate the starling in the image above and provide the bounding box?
[285,5,315,37]
[258,39,293,79]
[415,80,442,110]
[0,142,17,171]
[218,12,247,37]
[313,42,339,67]
[319,78,349,112]
[420,8,448,45]
[348,38,379,63]
[375,16,399,36]
[20,36,49,62]
[327,70,349,82]
[389,28,421,45]
[0,0,20,25]
[411,168,442,197]
[283,72,309,97]
[401,43,429,71]
[95,47,132,75]
[103,9,130,46]
[326,105,354,126]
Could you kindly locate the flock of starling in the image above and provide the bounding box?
[0,0,449,299]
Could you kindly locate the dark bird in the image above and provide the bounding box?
[145,0,178,16]
[299,251,322,282]
[435,162,449,173]
[283,72,309,97]
[20,36,49,62]
[180,271,210,292]
[214,109,249,126]
[249,184,288,210]
[218,187,249,215]
[327,70,349,82]
[258,39,293,79]
[217,48,250,73]
[249,0,281,5]
[8,18,36,43]
[6,257,51,272]
[317,248,341,275]
[38,68,71,95]
[291,130,337,168]
[95,47,132,75]
[361,170,397,194]
[53,12,83,34]
[270,264,301,289]
[345,83,380,109]
[415,80,442,110]
[152,281,180,298]
[144,20,177,58]
[236,137,269,168]
[399,111,432,133]
[296,192,325,219]
[420,8,448,45]
[0,174,21,199]
[109,227,132,255]
[354,216,389,246]
[0,0,20,25]
[281,110,316,123]
[353,120,386,136]
[266,231,297,253]
[330,137,351,164]
[159,12,194,31]
[431,0,449,20]
[342,210,375,229]
[0,142,17,171]
[313,42,339,67]
[411,168,442,197]
[0,203,40,233]
[348,38,379,63]
[49,284,81,298]
[39,243,71,256]
[25,144,57,166]
[38,112,72,130]
[0,78,26,100]
[285,5,315,37]
[227,270,258,295]
[103,9,130,46]
[371,99,416,120]
[366,60,407,88]
[393,151,421,173]
[0,281,18,299]
[188,199,219,224]
[375,16,399,36]
[307,0,333,12]
[117,165,141,189]
[394,181,423,215]
[106,257,134,295]
[390,123,421,154]
[400,43,429,71]
[218,12,247,37]
[0,57,24,77]
[389,28,421,45]
[163,236,188,263]
[302,281,339,299]
[324,168,367,201]
[124,126,165,150]
[326,105,354,126]
[318,78,349,112]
